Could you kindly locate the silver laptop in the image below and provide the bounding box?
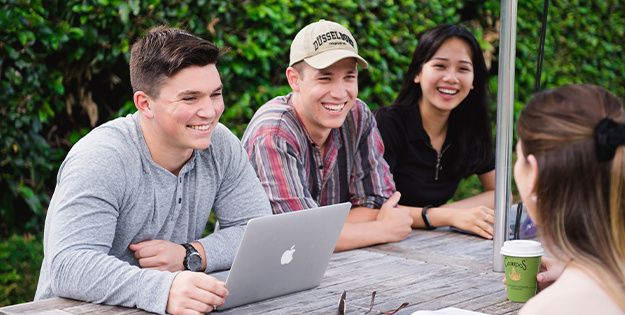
[210,202,351,310]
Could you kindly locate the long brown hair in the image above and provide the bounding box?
[517,84,625,309]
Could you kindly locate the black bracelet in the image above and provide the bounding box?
[421,205,435,230]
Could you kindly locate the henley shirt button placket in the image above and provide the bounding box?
[177,181,183,207]
[173,175,184,220]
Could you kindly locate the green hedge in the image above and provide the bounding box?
[2,0,624,237]
[0,234,43,306]
[1,0,623,305]
[514,0,624,118]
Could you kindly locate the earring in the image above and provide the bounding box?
[531,194,537,202]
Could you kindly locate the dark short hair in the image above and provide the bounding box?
[129,25,224,98]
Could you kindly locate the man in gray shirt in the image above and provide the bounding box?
[34,26,271,315]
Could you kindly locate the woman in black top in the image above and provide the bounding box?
[375,24,496,239]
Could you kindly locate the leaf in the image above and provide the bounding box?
[118,2,130,24]
[19,185,35,199]
[17,30,34,46]
[68,27,84,39]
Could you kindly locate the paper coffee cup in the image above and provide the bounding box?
[500,240,544,302]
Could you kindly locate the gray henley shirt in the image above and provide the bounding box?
[34,112,271,314]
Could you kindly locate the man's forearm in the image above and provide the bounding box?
[345,206,379,223]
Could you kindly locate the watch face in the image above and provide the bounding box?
[187,252,202,272]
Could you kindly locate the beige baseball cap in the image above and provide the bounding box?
[289,19,368,69]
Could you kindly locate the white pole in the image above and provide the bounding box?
[493,0,518,272]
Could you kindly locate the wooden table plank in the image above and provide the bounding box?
[0,297,87,315]
[0,298,148,315]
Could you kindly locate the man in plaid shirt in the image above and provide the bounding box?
[242,20,413,251]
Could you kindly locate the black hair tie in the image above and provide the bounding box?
[595,118,625,162]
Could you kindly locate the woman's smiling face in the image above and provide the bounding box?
[415,37,474,113]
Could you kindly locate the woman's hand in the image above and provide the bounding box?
[446,206,495,239]
[502,256,566,292]
[536,257,565,292]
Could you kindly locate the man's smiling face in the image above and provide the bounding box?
[290,58,358,143]
[148,64,225,154]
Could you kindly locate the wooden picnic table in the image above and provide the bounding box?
[0,228,523,315]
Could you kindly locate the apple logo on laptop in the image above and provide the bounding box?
[281,245,296,265]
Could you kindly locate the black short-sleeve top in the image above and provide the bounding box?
[376,106,495,207]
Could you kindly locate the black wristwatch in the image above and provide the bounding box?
[182,243,202,272]
[421,205,436,230]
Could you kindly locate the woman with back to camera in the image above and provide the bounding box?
[513,84,625,314]
[375,24,496,239]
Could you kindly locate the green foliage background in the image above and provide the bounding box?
[1,0,623,306]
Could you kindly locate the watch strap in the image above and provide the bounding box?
[182,243,197,254]
[421,205,435,230]
[182,243,199,270]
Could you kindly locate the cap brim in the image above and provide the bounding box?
[303,50,369,70]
